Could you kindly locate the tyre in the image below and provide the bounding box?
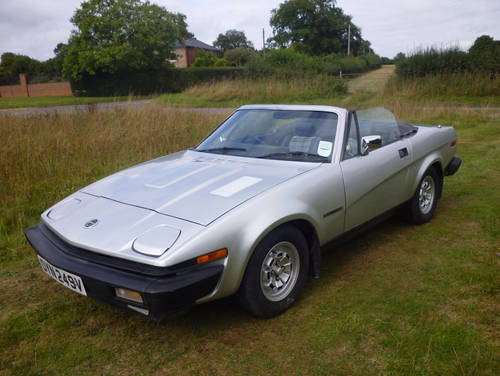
[238,225,309,318]
[407,167,441,224]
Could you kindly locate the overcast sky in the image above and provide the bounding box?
[1,0,499,61]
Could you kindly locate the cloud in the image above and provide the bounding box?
[160,0,282,48]
[0,0,499,61]
[0,0,81,60]
[337,0,500,57]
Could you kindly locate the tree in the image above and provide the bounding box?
[393,52,406,63]
[63,0,192,79]
[38,43,68,78]
[0,52,43,77]
[224,47,258,66]
[269,0,371,56]
[213,29,253,53]
[468,35,500,76]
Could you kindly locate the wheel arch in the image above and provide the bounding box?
[413,155,444,198]
[287,219,321,278]
[238,216,321,290]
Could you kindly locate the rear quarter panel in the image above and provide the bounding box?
[409,125,458,193]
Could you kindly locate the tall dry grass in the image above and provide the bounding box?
[181,75,347,104]
[383,73,500,99]
[0,104,227,243]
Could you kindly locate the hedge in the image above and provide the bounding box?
[70,67,245,97]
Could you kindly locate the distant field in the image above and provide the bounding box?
[158,74,347,108]
[157,65,499,109]
[384,73,500,107]
[0,96,150,110]
[1,97,499,375]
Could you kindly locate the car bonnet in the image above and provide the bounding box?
[81,150,320,226]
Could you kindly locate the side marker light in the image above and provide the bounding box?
[197,249,228,264]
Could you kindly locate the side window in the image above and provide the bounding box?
[343,112,360,160]
[357,108,401,147]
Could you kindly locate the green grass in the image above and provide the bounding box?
[1,89,499,374]
[0,95,150,109]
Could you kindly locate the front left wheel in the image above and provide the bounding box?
[238,225,309,318]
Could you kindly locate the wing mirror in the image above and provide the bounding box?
[361,135,382,155]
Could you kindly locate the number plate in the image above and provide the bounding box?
[38,256,87,296]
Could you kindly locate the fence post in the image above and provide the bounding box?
[19,74,29,97]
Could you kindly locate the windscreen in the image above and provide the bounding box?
[196,109,338,162]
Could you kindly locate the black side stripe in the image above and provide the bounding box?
[323,206,343,218]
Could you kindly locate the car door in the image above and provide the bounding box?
[340,110,413,231]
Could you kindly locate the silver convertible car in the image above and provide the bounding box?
[25,105,461,320]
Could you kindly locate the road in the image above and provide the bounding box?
[0,99,234,117]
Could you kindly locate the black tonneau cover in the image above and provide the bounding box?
[397,121,418,138]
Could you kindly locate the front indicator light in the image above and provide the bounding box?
[115,288,143,304]
[197,248,228,264]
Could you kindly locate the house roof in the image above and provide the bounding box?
[175,38,219,51]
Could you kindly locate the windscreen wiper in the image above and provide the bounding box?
[257,151,328,161]
[197,146,247,153]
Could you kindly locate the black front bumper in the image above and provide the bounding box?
[25,223,223,321]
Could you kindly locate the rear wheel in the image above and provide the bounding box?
[238,225,309,317]
[407,168,441,224]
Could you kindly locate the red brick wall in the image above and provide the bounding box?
[28,82,72,97]
[0,74,72,98]
[0,84,27,98]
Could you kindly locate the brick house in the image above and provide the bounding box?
[173,38,220,68]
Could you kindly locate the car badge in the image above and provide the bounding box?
[84,219,99,229]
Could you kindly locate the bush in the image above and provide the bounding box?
[0,73,19,85]
[69,48,382,97]
[468,35,500,75]
[191,49,218,67]
[395,35,499,78]
[224,48,258,66]
[245,49,381,77]
[71,67,245,96]
[396,47,470,77]
[214,58,229,67]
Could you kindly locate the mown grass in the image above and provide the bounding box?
[0,95,150,110]
[1,99,499,374]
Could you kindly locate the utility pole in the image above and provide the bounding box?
[347,23,351,56]
[262,28,266,57]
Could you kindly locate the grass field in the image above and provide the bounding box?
[158,66,499,109]
[0,96,150,110]
[158,75,347,108]
[384,74,500,107]
[1,85,499,374]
